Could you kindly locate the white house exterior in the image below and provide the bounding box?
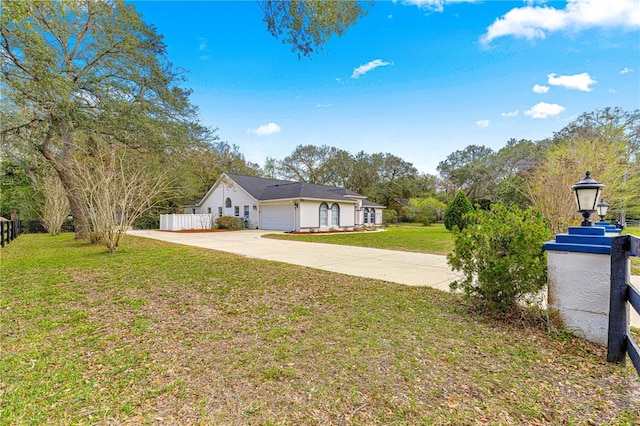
[180,173,384,232]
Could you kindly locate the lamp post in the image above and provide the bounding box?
[571,171,604,227]
[596,198,609,222]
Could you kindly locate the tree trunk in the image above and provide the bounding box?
[56,166,90,239]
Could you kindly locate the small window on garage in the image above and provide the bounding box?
[244,205,249,218]
[218,207,223,217]
[192,208,196,214]
[225,197,232,208]
[207,207,212,214]
[234,206,240,217]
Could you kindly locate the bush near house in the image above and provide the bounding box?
[443,190,473,231]
[448,202,552,312]
[216,215,244,230]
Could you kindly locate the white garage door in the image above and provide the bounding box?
[260,204,295,231]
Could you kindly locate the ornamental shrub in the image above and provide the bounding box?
[216,216,244,230]
[447,202,552,312]
[443,190,473,231]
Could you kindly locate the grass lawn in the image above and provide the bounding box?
[1,234,639,424]
[264,223,455,255]
[624,226,640,275]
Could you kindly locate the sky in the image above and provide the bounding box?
[132,0,640,175]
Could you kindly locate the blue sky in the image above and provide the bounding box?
[132,0,639,175]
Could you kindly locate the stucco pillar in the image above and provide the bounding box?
[543,224,623,346]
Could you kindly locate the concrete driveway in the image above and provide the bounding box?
[128,229,457,292]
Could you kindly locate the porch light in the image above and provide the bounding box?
[596,198,609,222]
[571,171,604,227]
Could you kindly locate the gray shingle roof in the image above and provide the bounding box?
[225,174,383,206]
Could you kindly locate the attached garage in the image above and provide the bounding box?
[260,203,295,231]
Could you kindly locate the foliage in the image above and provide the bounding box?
[437,145,496,199]
[443,190,473,231]
[216,215,245,230]
[405,197,446,226]
[381,208,397,224]
[38,172,69,235]
[71,147,168,252]
[0,159,42,220]
[494,175,531,209]
[448,203,552,311]
[260,0,372,58]
[1,0,208,238]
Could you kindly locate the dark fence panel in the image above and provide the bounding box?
[607,234,640,375]
[0,220,23,247]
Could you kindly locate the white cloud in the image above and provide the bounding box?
[248,122,281,136]
[481,0,640,44]
[476,119,490,128]
[351,59,392,79]
[400,0,477,13]
[198,37,208,51]
[620,67,634,74]
[609,88,617,93]
[524,102,566,119]
[315,103,333,108]
[547,72,596,91]
[532,84,550,93]
[501,110,519,117]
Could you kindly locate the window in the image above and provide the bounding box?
[207,207,212,214]
[331,204,339,227]
[369,208,375,224]
[218,207,223,217]
[363,208,369,224]
[225,197,232,208]
[234,206,240,217]
[244,205,249,218]
[192,208,196,214]
[319,203,328,227]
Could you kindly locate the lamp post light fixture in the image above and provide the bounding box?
[571,171,605,227]
[596,198,609,222]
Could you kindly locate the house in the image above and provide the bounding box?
[183,173,385,232]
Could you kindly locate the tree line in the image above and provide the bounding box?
[1,1,638,252]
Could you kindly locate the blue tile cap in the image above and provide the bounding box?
[543,226,611,255]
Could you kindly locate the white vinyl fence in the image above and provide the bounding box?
[160,214,214,231]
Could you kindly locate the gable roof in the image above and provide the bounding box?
[225,174,384,207]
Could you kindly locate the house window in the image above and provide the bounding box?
[331,204,339,227]
[244,205,249,219]
[192,208,196,214]
[207,207,212,214]
[218,207,222,217]
[234,206,240,217]
[369,208,376,224]
[225,197,232,208]
[319,203,328,227]
[363,208,369,224]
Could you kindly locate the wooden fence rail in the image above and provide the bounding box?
[607,234,640,375]
[0,220,23,248]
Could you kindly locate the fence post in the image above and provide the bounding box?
[607,235,630,364]
[1,222,5,247]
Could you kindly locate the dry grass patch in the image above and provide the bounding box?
[1,233,638,424]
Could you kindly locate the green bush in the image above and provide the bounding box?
[443,190,473,231]
[405,197,446,226]
[215,216,245,230]
[382,208,398,224]
[447,202,552,312]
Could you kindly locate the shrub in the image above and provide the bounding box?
[216,216,244,230]
[443,190,473,231]
[382,208,397,224]
[447,202,552,312]
[405,197,446,226]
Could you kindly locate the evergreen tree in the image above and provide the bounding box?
[444,190,473,231]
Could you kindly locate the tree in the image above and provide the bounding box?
[405,197,446,226]
[437,145,496,200]
[1,1,207,238]
[448,203,551,312]
[38,171,69,235]
[279,144,349,185]
[443,190,473,231]
[261,0,372,58]
[71,146,167,253]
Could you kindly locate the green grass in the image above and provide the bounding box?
[623,226,640,275]
[1,233,639,424]
[264,223,455,255]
